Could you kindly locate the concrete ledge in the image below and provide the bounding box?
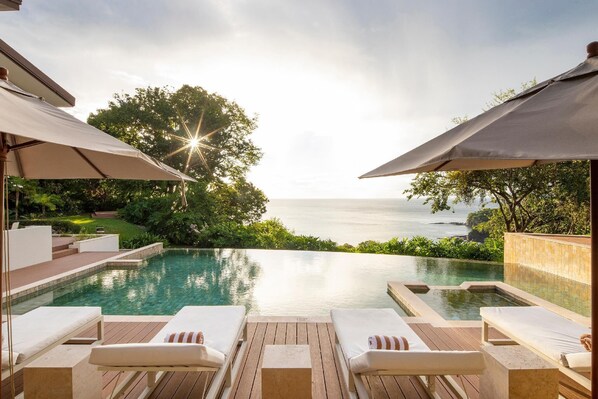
[388,280,590,328]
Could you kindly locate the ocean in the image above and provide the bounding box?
[264,198,480,245]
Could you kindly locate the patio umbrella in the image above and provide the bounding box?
[361,41,598,394]
[0,67,195,383]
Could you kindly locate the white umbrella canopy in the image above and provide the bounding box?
[0,77,196,181]
[361,42,598,395]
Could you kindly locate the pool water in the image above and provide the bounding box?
[11,249,504,316]
[415,289,526,320]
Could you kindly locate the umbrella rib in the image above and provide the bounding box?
[433,160,451,171]
[8,140,43,151]
[72,148,109,178]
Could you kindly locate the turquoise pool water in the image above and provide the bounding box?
[415,290,526,320]
[11,249,504,316]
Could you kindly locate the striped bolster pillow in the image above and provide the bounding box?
[368,335,409,351]
[580,333,592,352]
[164,331,204,344]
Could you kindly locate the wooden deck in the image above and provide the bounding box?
[1,321,591,399]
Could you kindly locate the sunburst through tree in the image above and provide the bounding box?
[165,110,222,174]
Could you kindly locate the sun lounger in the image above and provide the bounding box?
[331,308,485,399]
[89,305,247,399]
[2,306,103,380]
[481,306,591,391]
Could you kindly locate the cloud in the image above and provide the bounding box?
[1,0,597,198]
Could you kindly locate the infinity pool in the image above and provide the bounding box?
[11,249,504,316]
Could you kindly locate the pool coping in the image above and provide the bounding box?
[102,315,441,324]
[388,280,591,328]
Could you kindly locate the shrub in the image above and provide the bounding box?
[121,232,169,249]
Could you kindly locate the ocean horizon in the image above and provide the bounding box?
[264,198,480,245]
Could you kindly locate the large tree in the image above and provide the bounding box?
[406,82,590,238]
[12,86,268,240]
[88,85,262,181]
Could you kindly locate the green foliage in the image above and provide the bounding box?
[121,233,169,249]
[18,219,82,234]
[180,218,502,261]
[353,236,502,262]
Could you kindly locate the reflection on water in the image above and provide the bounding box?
[504,263,590,316]
[9,249,504,316]
[416,289,526,320]
[11,249,261,315]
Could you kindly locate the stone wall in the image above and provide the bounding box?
[504,233,590,284]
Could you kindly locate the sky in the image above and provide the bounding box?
[1,1,597,199]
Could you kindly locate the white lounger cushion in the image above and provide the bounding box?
[331,308,484,374]
[481,306,590,370]
[90,306,245,368]
[350,350,486,375]
[2,306,101,365]
[89,343,225,367]
[332,308,430,360]
[149,306,245,355]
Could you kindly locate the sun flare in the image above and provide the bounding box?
[165,111,222,173]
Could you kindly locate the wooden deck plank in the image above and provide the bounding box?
[326,323,349,399]
[231,322,266,399]
[380,375,407,399]
[274,322,286,345]
[297,322,308,345]
[249,322,277,399]
[285,322,297,345]
[307,323,326,399]
[317,323,343,399]
[394,376,427,399]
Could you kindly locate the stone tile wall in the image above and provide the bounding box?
[504,233,590,284]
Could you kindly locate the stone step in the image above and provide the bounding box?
[52,237,77,251]
[52,248,79,259]
[52,244,71,252]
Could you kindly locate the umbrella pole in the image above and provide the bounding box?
[592,160,598,397]
[0,146,5,379]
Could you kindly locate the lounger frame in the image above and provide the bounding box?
[1,314,104,380]
[99,318,248,399]
[481,318,591,392]
[334,335,473,399]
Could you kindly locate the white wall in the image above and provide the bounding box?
[71,234,119,252]
[4,226,52,270]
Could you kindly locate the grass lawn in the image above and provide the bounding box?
[49,215,145,242]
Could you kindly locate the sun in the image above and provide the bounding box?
[165,111,222,173]
[189,138,200,149]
